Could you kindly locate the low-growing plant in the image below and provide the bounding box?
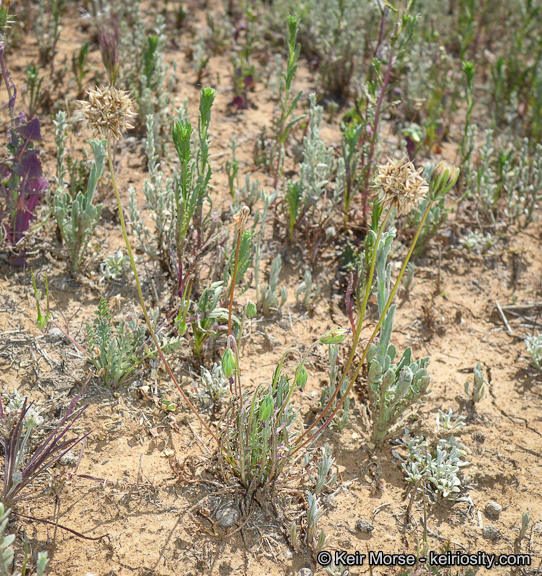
[285,93,339,263]
[296,269,320,310]
[258,254,288,316]
[0,503,49,576]
[525,334,542,370]
[71,41,90,98]
[270,16,304,187]
[0,388,89,510]
[23,64,43,119]
[34,0,64,65]
[0,45,48,265]
[500,139,542,228]
[100,250,130,283]
[305,492,327,554]
[292,160,459,458]
[464,362,486,404]
[366,249,431,446]
[459,230,494,254]
[53,111,106,272]
[320,344,350,431]
[86,297,147,387]
[189,282,232,356]
[86,297,182,387]
[119,10,176,133]
[194,363,230,409]
[402,418,470,514]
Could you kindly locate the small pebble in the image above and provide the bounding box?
[58,451,78,467]
[355,518,374,534]
[485,501,502,519]
[215,504,240,528]
[472,431,486,444]
[482,525,500,541]
[297,569,312,576]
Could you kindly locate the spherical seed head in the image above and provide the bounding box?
[78,85,137,141]
[375,157,429,216]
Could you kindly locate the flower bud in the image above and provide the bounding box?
[221,348,236,379]
[259,395,273,422]
[319,328,349,345]
[429,161,459,201]
[295,365,308,388]
[245,300,257,318]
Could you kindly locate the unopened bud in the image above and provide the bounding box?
[221,348,236,378]
[319,328,349,345]
[429,161,459,201]
[245,300,257,318]
[259,395,273,422]
[295,365,308,388]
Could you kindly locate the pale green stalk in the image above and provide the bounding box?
[106,141,218,444]
[292,199,434,455]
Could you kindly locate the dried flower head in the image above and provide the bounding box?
[375,158,429,216]
[78,85,137,140]
[232,205,250,234]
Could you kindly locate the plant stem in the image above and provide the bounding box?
[291,200,434,456]
[294,209,391,448]
[363,45,394,227]
[106,141,218,445]
[228,227,242,337]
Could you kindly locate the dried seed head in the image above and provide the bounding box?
[375,157,429,216]
[78,85,137,141]
[232,205,250,234]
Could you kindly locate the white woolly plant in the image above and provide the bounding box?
[402,419,470,502]
[525,334,542,370]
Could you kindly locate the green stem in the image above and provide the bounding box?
[228,228,242,337]
[106,141,218,445]
[291,200,434,456]
[294,209,391,448]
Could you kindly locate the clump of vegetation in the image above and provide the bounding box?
[525,335,542,371]
[0,503,49,576]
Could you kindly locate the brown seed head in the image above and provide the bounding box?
[375,157,429,216]
[233,205,250,234]
[78,85,137,141]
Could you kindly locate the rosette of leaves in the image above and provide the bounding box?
[0,116,48,265]
[53,112,106,272]
[402,427,470,500]
[86,298,147,387]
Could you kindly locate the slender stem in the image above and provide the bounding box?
[291,200,434,456]
[106,141,218,445]
[363,45,394,226]
[294,209,391,448]
[228,228,242,337]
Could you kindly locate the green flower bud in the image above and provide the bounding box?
[221,348,236,378]
[259,395,274,422]
[295,365,308,388]
[245,300,257,318]
[319,328,349,345]
[429,161,459,201]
